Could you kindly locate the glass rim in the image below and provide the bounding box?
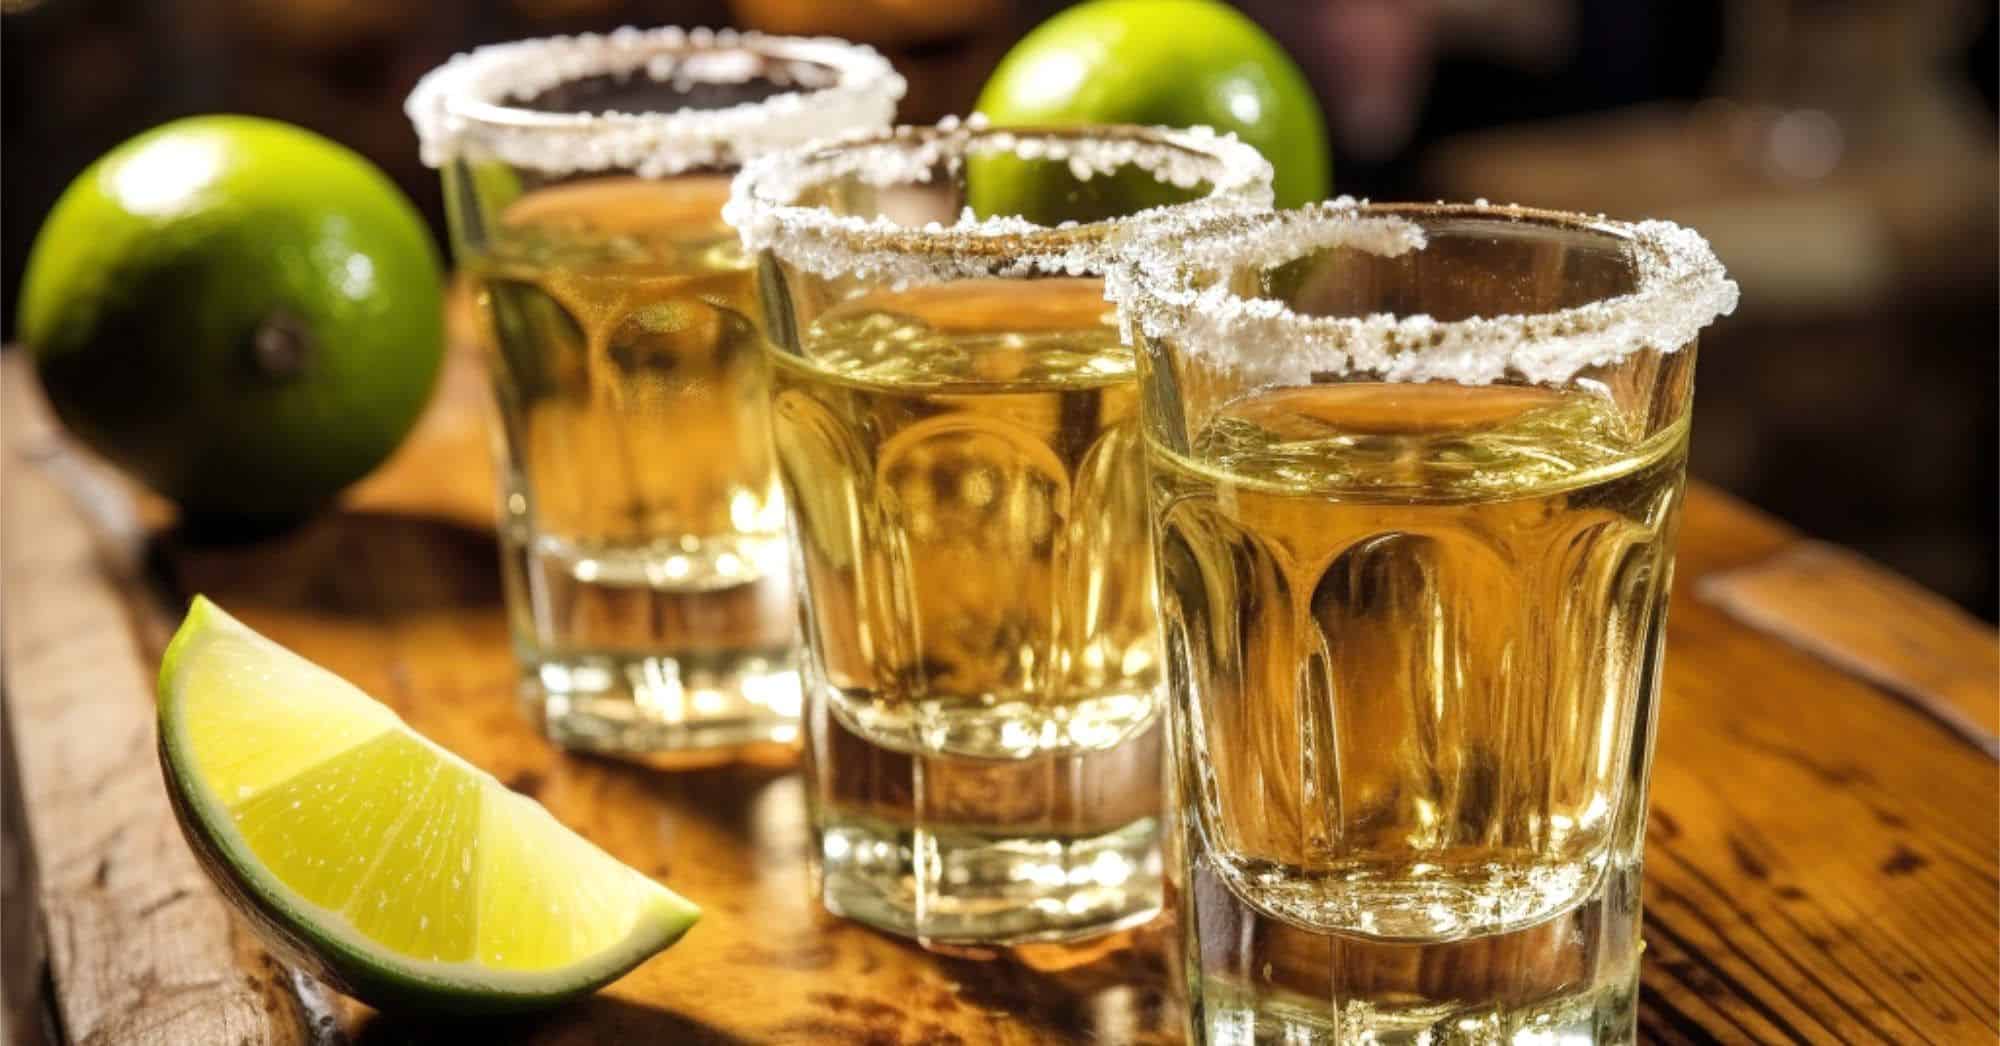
[724,116,1276,287]
[404,26,904,177]
[1110,199,1739,387]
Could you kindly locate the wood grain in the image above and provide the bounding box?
[2,363,315,1046]
[1700,540,2000,752]
[4,343,1995,1044]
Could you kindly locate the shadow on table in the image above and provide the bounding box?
[147,508,504,620]
[938,932,1177,1043]
[556,740,1178,1042]
[348,994,750,1046]
[575,753,804,846]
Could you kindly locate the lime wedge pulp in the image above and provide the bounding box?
[157,596,698,1015]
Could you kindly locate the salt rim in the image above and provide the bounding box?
[724,114,1276,288]
[1110,198,1740,387]
[404,26,904,178]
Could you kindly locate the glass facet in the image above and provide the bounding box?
[731,121,1274,945]
[408,30,902,761]
[1116,203,1735,1043]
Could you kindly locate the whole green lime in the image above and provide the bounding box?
[19,115,444,530]
[974,0,1332,209]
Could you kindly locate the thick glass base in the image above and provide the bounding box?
[521,651,800,763]
[1193,975,1637,1046]
[806,698,1164,948]
[499,515,801,761]
[1178,857,1643,1045]
[816,810,1162,947]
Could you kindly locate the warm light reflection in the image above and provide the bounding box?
[111,134,224,217]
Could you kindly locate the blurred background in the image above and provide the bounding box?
[4,0,1995,616]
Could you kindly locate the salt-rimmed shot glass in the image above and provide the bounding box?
[404,29,903,762]
[726,119,1273,946]
[1112,202,1737,1042]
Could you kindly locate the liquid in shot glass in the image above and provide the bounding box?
[726,119,1273,945]
[406,29,903,760]
[1111,202,1738,1043]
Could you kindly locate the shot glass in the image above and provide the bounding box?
[1113,202,1737,1042]
[405,29,902,760]
[726,119,1273,945]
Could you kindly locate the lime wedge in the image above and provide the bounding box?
[156,596,698,1015]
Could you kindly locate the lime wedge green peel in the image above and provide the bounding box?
[157,597,698,1015]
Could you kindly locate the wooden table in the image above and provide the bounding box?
[5,343,1995,1045]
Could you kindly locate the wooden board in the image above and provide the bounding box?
[5,345,1995,1044]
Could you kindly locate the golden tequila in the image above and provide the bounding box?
[731,119,1273,945]
[772,278,1159,757]
[1154,382,1686,1042]
[467,176,797,755]
[411,28,903,758]
[771,278,1163,942]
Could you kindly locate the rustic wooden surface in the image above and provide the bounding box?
[1700,541,2000,753]
[2,359,320,1046]
[4,343,1996,1044]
